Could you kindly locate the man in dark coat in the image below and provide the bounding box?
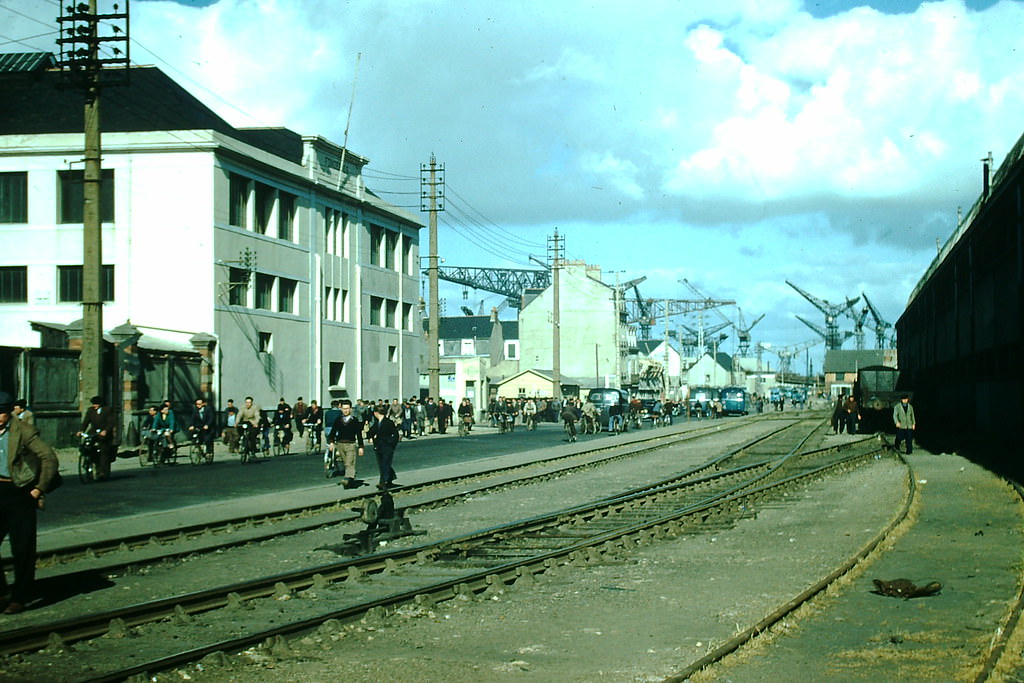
[188,397,216,463]
[80,395,116,479]
[367,403,399,490]
[0,390,60,613]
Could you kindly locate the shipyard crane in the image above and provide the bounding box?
[681,321,730,356]
[432,266,551,309]
[861,292,893,349]
[623,295,733,341]
[785,280,860,350]
[766,339,821,383]
[796,315,854,349]
[680,279,764,357]
[849,305,870,350]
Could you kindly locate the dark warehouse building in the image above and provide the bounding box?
[897,133,1024,480]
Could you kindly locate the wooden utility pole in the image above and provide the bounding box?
[420,156,444,399]
[57,0,129,408]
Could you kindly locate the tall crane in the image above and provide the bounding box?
[861,292,893,349]
[786,280,860,350]
[849,305,870,350]
[796,315,854,349]
[680,279,763,356]
[766,339,821,383]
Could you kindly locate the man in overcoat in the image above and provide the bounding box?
[0,390,60,613]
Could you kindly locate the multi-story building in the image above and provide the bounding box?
[0,53,422,419]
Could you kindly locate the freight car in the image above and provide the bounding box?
[853,365,902,433]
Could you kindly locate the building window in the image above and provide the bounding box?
[385,299,397,328]
[228,267,249,306]
[341,214,350,258]
[402,235,414,275]
[385,230,399,270]
[278,191,296,241]
[369,225,383,266]
[278,278,296,314]
[57,264,114,302]
[403,302,414,331]
[324,208,337,255]
[388,345,397,362]
[58,169,114,223]
[369,295,383,326]
[254,182,274,235]
[229,173,249,228]
[0,172,28,223]
[329,361,345,387]
[255,273,274,310]
[0,266,28,303]
[505,340,520,360]
[258,331,272,353]
[341,288,349,322]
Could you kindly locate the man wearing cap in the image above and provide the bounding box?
[80,395,116,480]
[893,394,917,455]
[0,390,60,614]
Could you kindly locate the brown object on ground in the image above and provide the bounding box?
[872,578,943,599]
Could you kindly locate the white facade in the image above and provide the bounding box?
[0,124,422,407]
[518,262,629,389]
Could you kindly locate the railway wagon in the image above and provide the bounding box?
[853,365,901,433]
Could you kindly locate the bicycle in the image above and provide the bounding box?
[187,429,206,466]
[458,414,472,437]
[563,419,577,443]
[304,423,322,456]
[77,431,101,483]
[324,442,338,478]
[273,427,288,457]
[239,422,258,464]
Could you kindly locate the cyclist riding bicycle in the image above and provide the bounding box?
[581,400,599,433]
[273,398,293,454]
[560,401,579,443]
[457,398,474,433]
[148,403,177,462]
[237,396,262,456]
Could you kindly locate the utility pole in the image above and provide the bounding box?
[57,0,129,409]
[548,230,564,399]
[420,155,444,399]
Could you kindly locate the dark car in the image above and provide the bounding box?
[586,388,630,430]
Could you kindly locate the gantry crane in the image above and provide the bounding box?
[786,280,860,350]
[433,266,551,309]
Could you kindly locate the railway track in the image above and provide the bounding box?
[32,416,774,576]
[0,417,889,682]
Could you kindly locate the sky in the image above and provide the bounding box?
[3,0,1023,373]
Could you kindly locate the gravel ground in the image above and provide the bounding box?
[6,426,1021,683]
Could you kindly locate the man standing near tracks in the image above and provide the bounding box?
[367,402,400,490]
[893,394,916,454]
[330,399,365,487]
[0,390,60,614]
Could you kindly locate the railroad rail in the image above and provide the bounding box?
[0,419,887,681]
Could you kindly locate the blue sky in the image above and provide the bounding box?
[5,0,1024,373]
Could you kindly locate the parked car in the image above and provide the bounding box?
[586,388,630,430]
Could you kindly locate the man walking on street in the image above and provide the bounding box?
[329,400,364,487]
[893,394,916,455]
[367,403,400,490]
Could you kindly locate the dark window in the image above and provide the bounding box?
[0,172,28,223]
[229,173,248,228]
[0,266,28,303]
[278,278,296,313]
[228,267,249,306]
[258,331,272,353]
[254,183,274,235]
[255,273,274,310]
[385,299,397,327]
[385,230,398,270]
[58,169,114,223]
[369,225,383,266]
[278,192,296,241]
[369,295,382,325]
[329,361,345,386]
[58,264,114,302]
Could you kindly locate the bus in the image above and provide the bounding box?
[721,387,748,416]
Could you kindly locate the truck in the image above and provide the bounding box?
[634,360,665,411]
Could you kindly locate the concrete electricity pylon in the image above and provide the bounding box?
[421,154,444,400]
[786,280,859,350]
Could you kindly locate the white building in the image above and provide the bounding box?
[0,54,423,409]
[518,262,631,390]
